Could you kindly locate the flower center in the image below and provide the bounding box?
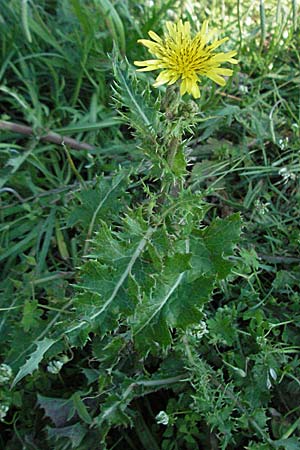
[161,38,212,78]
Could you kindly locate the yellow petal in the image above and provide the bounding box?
[214,67,233,76]
[167,74,180,85]
[227,50,238,58]
[191,82,200,99]
[148,30,162,43]
[207,37,228,51]
[134,59,159,66]
[136,67,157,72]
[137,39,160,52]
[134,59,163,72]
[185,78,194,93]
[211,50,238,64]
[180,78,188,96]
[153,70,172,86]
[206,71,226,86]
[183,21,191,38]
[166,21,176,39]
[201,20,209,36]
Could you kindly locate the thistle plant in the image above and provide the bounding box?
[7,17,242,450]
[51,19,241,445]
[1,1,300,446]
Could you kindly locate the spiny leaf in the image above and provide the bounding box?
[21,299,42,332]
[190,213,242,280]
[37,394,75,427]
[46,423,87,449]
[133,264,215,353]
[132,215,241,353]
[65,220,154,340]
[111,55,161,139]
[67,170,129,231]
[12,337,56,387]
[273,437,300,450]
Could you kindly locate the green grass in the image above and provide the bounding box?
[1,0,300,449]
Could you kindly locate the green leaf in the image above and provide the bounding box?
[69,0,90,35]
[167,274,215,329]
[65,216,154,340]
[133,266,215,353]
[207,306,238,346]
[132,252,192,347]
[67,171,129,232]
[171,145,187,177]
[96,391,133,428]
[81,368,100,385]
[12,337,56,387]
[37,394,75,427]
[95,0,126,54]
[92,335,124,368]
[273,438,300,450]
[55,222,70,260]
[21,299,42,332]
[112,56,161,140]
[47,423,87,449]
[190,213,241,280]
[131,215,241,352]
[0,223,42,262]
[72,392,92,425]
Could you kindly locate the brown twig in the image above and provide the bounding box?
[0,120,94,151]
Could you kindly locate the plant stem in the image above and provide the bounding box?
[167,136,180,170]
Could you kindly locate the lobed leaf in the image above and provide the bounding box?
[12,337,56,387]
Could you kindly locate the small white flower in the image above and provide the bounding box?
[47,355,69,374]
[282,30,289,39]
[0,404,9,421]
[187,321,208,339]
[269,368,277,381]
[0,364,13,385]
[254,199,270,216]
[47,360,64,374]
[245,16,252,26]
[279,167,296,183]
[145,0,154,7]
[239,85,248,94]
[156,411,169,425]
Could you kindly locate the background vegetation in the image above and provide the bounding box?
[0,0,300,449]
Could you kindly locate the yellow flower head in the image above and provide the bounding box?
[134,20,238,99]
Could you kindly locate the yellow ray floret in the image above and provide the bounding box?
[134,20,238,99]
